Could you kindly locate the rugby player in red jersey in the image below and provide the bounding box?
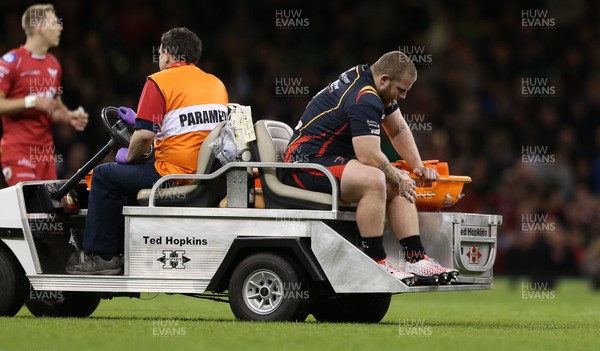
[0,4,88,186]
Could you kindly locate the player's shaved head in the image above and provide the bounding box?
[371,51,417,81]
[22,4,55,37]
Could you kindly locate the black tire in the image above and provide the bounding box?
[0,245,28,316]
[312,293,392,323]
[26,291,101,317]
[228,252,310,321]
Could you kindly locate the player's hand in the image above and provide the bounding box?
[395,168,417,203]
[34,97,57,115]
[117,106,136,127]
[115,147,129,164]
[414,165,439,181]
[69,106,89,131]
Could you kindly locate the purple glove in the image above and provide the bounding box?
[117,106,136,127]
[115,147,129,164]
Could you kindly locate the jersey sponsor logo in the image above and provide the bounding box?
[15,172,36,179]
[20,70,41,77]
[367,114,381,134]
[327,80,340,93]
[366,119,379,128]
[47,67,58,77]
[339,72,350,84]
[17,158,36,168]
[1,53,16,63]
[333,156,346,164]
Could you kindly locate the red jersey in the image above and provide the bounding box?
[0,45,62,160]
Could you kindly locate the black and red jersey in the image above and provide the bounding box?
[284,64,398,163]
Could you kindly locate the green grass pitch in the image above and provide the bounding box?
[1,278,598,351]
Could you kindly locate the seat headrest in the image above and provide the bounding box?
[255,120,293,162]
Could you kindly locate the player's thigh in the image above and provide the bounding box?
[340,160,386,203]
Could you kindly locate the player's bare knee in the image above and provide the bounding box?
[364,168,386,197]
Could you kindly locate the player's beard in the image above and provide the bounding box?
[379,83,395,107]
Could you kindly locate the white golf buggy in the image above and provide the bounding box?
[0,105,501,322]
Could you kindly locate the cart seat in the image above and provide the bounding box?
[253,119,355,210]
[136,121,226,207]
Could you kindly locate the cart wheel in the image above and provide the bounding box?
[26,291,101,318]
[312,293,391,323]
[228,252,310,321]
[0,245,28,316]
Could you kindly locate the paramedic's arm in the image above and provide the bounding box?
[126,129,155,162]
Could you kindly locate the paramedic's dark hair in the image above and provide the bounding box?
[160,27,202,65]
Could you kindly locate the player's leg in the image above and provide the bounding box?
[386,187,458,283]
[284,157,388,236]
[386,187,419,240]
[283,157,414,284]
[340,160,386,236]
[340,160,414,284]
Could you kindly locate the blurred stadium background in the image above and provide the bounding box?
[1,0,598,286]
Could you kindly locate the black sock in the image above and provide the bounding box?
[399,235,426,263]
[361,236,386,261]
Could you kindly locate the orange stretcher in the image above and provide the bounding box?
[392,160,471,211]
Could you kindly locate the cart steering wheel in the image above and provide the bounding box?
[101,106,133,148]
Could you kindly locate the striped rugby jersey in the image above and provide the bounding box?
[284,64,398,162]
